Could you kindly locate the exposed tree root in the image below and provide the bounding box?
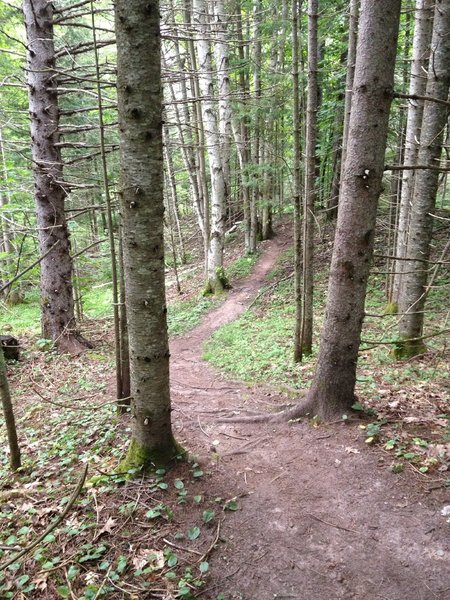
[216,390,356,424]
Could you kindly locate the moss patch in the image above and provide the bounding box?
[118,436,186,473]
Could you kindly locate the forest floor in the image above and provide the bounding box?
[1,221,449,599]
[168,224,450,600]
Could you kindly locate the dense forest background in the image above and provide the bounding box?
[0,0,449,598]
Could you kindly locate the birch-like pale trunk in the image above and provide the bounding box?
[390,0,434,308]
[193,0,226,292]
[396,0,450,358]
[213,0,232,212]
[115,0,181,468]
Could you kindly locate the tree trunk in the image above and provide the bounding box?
[293,0,303,363]
[23,0,89,354]
[193,0,227,293]
[115,0,181,469]
[300,0,318,357]
[390,0,434,309]
[338,0,360,212]
[287,0,401,419]
[395,0,450,358]
[0,347,21,471]
[213,0,232,216]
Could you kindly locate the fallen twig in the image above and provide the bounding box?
[0,463,88,572]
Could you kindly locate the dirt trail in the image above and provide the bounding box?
[169,228,449,600]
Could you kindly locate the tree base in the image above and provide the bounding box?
[57,332,93,355]
[118,436,186,473]
[383,302,398,315]
[392,337,427,360]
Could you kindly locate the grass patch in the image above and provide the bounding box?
[227,252,259,281]
[168,296,218,336]
[203,279,314,389]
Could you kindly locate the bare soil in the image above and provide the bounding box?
[169,226,450,599]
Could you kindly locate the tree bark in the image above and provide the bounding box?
[0,347,21,471]
[287,0,401,419]
[293,0,303,363]
[396,0,450,358]
[300,0,318,357]
[338,0,360,214]
[390,0,434,309]
[115,0,181,468]
[23,0,88,354]
[193,0,227,293]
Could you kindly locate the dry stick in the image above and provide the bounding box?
[163,538,202,556]
[198,519,222,564]
[0,464,88,572]
[306,512,360,535]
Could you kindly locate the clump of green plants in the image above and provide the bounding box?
[167,297,218,335]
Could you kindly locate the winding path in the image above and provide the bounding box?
[169,230,449,600]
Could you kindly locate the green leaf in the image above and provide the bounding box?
[199,561,209,574]
[16,575,29,588]
[352,402,364,411]
[188,526,201,541]
[202,509,215,524]
[67,565,79,581]
[224,499,238,511]
[158,482,169,490]
[116,555,128,574]
[56,585,70,599]
[146,508,161,519]
[174,479,185,490]
[167,554,178,567]
[192,470,204,478]
[193,495,202,504]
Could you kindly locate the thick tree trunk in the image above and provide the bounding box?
[115,0,181,469]
[287,0,401,419]
[390,0,434,309]
[23,0,88,354]
[396,0,450,358]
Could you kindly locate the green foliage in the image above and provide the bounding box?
[168,297,218,336]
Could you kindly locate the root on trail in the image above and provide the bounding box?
[216,389,358,424]
[216,391,317,424]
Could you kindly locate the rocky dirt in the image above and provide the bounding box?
[169,227,450,600]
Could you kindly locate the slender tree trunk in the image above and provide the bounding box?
[390,0,434,309]
[23,0,89,354]
[293,0,304,363]
[396,0,450,358]
[193,0,227,293]
[233,0,252,252]
[286,0,401,419]
[249,0,262,254]
[0,347,21,471]
[115,0,181,469]
[300,0,318,357]
[91,0,123,403]
[184,0,210,271]
[338,0,360,207]
[213,0,232,215]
